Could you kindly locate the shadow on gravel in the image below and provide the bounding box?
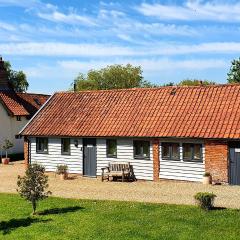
[38,206,83,216]
[0,217,51,235]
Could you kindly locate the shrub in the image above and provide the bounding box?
[17,164,51,215]
[57,165,68,175]
[194,192,216,210]
[203,172,211,177]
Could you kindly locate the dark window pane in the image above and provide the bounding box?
[162,143,170,159]
[183,143,192,160]
[183,143,202,162]
[36,138,48,153]
[193,144,201,160]
[134,141,150,159]
[134,141,142,156]
[61,138,70,155]
[172,143,180,160]
[107,139,117,157]
[142,141,150,158]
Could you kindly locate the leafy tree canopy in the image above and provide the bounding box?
[3,61,29,92]
[72,64,156,91]
[179,79,216,86]
[227,58,240,83]
[161,82,175,86]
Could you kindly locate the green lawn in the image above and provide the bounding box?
[0,193,240,240]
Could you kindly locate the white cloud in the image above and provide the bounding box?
[58,58,227,73]
[0,0,38,7]
[1,41,240,57]
[0,42,135,56]
[137,1,240,22]
[38,10,97,26]
[0,21,16,31]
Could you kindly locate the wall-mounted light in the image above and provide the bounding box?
[74,139,78,148]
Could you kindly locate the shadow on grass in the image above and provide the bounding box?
[212,207,227,211]
[0,217,51,235]
[38,206,83,216]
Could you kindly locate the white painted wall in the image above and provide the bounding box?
[159,139,205,182]
[97,138,153,180]
[0,104,28,154]
[30,137,83,174]
[29,137,154,180]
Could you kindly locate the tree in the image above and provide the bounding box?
[3,61,29,92]
[179,79,215,86]
[162,82,175,86]
[72,64,156,91]
[2,139,13,158]
[17,164,51,215]
[227,58,240,83]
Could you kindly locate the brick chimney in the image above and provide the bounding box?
[0,56,11,90]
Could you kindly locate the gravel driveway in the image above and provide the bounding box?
[1,161,240,209]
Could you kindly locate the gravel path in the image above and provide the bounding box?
[1,161,240,209]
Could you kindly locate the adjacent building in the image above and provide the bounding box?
[0,58,49,154]
[20,85,240,185]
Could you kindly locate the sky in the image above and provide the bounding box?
[0,0,240,94]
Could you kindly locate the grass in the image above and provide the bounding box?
[0,193,240,240]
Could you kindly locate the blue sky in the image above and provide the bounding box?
[0,0,240,94]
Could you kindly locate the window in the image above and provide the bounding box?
[162,143,180,160]
[36,138,48,153]
[133,140,150,159]
[16,116,21,121]
[61,138,70,155]
[106,139,117,158]
[183,143,202,162]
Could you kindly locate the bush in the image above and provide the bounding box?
[194,192,216,210]
[203,172,211,177]
[56,165,68,174]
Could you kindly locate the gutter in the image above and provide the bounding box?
[18,93,55,137]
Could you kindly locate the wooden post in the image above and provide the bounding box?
[153,139,160,181]
[24,137,29,169]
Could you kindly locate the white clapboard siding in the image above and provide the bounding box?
[96,138,153,180]
[159,140,205,182]
[30,137,83,174]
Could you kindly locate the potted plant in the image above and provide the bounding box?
[56,165,68,180]
[202,172,212,185]
[1,139,13,165]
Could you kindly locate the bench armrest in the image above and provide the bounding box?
[101,167,109,173]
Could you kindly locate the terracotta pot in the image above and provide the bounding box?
[60,173,68,180]
[203,176,212,185]
[2,158,10,165]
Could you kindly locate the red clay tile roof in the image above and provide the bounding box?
[21,84,240,139]
[0,91,49,116]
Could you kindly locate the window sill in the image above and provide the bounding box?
[162,158,181,161]
[36,151,48,154]
[134,156,150,160]
[183,159,203,163]
[107,155,117,158]
[61,153,71,156]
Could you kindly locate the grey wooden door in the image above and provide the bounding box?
[83,139,96,177]
[229,147,240,185]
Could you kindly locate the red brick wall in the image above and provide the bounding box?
[152,139,160,181]
[24,137,29,169]
[205,140,228,183]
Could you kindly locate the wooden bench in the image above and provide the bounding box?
[101,162,131,182]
